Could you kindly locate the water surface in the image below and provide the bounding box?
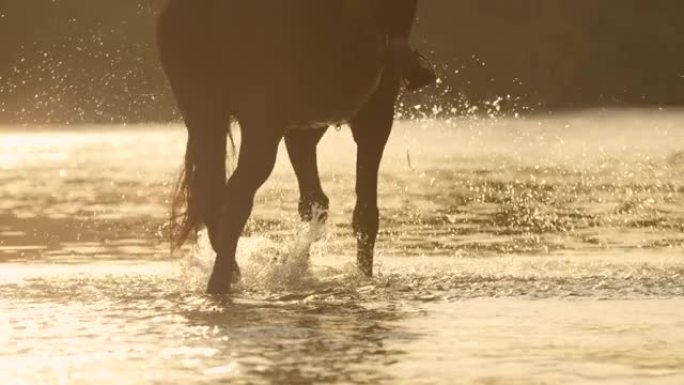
[1,110,684,384]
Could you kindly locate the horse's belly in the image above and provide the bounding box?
[221,0,385,126]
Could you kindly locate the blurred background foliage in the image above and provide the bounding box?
[0,0,682,124]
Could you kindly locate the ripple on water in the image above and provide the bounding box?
[2,245,684,385]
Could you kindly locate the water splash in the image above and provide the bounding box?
[178,205,337,293]
[177,230,215,292]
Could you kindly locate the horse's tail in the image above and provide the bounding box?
[159,0,233,251]
[170,122,233,251]
[170,144,199,251]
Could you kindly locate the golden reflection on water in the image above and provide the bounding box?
[1,114,683,262]
[2,259,684,385]
[1,112,684,384]
[1,265,412,384]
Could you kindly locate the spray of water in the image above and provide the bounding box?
[177,205,354,294]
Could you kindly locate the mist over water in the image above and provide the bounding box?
[1,110,684,384]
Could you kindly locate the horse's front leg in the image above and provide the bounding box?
[349,79,399,277]
[285,127,330,224]
[207,125,283,294]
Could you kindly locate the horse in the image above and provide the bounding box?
[157,0,402,294]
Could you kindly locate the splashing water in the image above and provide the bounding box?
[179,204,348,293]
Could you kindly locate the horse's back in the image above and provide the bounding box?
[159,0,385,127]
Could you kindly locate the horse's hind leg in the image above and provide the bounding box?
[285,127,330,223]
[349,75,400,277]
[208,123,283,294]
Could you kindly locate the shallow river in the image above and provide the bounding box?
[1,110,684,384]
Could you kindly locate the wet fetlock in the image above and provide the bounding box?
[353,205,379,277]
[207,273,232,294]
[356,235,375,277]
[298,194,330,223]
[207,260,240,294]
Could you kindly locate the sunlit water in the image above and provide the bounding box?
[1,110,684,384]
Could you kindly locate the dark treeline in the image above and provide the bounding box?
[1,0,683,124]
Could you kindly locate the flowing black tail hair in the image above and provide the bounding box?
[170,122,234,251]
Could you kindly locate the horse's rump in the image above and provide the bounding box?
[162,0,386,127]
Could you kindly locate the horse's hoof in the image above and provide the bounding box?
[207,274,231,295]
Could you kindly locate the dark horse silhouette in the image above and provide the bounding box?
[158,1,404,293]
